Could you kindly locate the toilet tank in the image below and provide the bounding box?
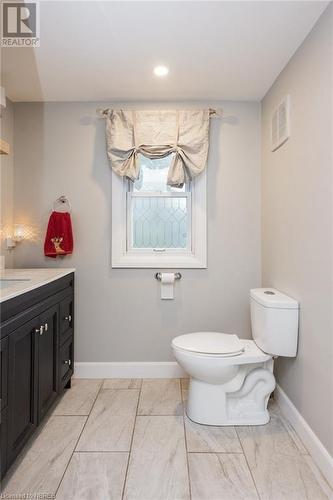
[250,288,299,357]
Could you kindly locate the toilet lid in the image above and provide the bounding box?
[172,332,244,355]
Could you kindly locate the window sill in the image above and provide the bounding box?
[111,252,207,269]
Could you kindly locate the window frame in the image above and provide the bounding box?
[111,168,207,269]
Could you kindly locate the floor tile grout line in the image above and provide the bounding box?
[188,451,250,456]
[3,391,94,496]
[101,388,141,390]
[235,426,262,500]
[101,380,143,391]
[74,378,104,448]
[135,413,185,416]
[136,378,184,417]
[51,414,90,417]
[53,378,104,498]
[268,412,330,497]
[1,407,59,489]
[73,450,130,453]
[120,380,142,500]
[181,380,192,500]
[303,455,333,498]
[52,413,94,417]
[4,379,331,499]
[271,402,310,455]
[53,415,89,499]
[235,414,329,500]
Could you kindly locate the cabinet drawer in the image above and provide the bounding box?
[59,295,74,345]
[1,337,8,410]
[59,337,74,389]
[1,407,8,479]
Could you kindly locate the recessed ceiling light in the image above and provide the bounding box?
[153,65,169,77]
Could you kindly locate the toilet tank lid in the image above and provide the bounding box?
[251,288,299,309]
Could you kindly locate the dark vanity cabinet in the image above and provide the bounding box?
[0,272,74,479]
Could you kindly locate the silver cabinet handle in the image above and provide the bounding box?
[64,359,71,366]
[64,315,72,322]
[44,323,48,332]
[35,325,44,336]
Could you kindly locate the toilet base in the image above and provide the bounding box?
[186,409,271,427]
[185,407,270,426]
[186,367,276,426]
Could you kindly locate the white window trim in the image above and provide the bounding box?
[111,170,207,268]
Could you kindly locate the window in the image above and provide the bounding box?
[128,155,190,251]
[112,154,207,268]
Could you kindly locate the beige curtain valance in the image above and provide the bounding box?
[104,109,212,187]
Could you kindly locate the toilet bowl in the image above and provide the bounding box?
[172,288,299,426]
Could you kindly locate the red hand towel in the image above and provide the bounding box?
[44,211,73,258]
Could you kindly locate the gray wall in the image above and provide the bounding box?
[12,101,261,362]
[0,98,14,268]
[261,5,333,454]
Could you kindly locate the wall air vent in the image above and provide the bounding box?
[271,95,290,152]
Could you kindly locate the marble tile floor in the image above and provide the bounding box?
[1,378,332,500]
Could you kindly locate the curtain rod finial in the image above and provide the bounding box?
[209,108,223,118]
[96,108,109,118]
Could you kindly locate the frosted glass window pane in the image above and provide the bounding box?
[132,197,188,248]
[134,154,185,192]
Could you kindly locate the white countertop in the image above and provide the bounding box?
[0,268,75,303]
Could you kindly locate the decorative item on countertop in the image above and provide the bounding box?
[44,196,73,258]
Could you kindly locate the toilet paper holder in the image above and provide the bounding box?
[155,272,182,281]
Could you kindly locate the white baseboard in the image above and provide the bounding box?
[73,361,186,379]
[275,384,333,490]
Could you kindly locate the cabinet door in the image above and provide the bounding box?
[59,295,74,346]
[1,407,8,479]
[37,305,59,422]
[7,318,38,467]
[59,337,74,390]
[1,337,8,410]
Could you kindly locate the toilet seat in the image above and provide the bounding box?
[172,332,244,356]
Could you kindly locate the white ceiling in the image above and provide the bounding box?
[1,0,329,102]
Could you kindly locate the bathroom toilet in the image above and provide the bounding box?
[172,288,299,426]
